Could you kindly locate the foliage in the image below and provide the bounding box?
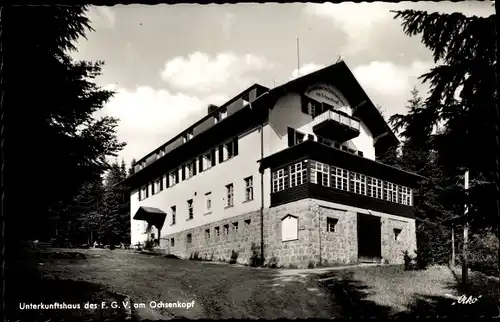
[392,9,498,232]
[4,6,126,242]
[388,10,498,275]
[229,250,239,264]
[249,242,262,267]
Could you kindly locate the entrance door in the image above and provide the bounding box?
[357,213,382,263]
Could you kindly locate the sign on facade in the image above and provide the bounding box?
[304,83,350,110]
[281,215,298,242]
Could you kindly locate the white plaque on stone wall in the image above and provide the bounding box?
[281,215,299,242]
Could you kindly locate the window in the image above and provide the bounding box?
[226,184,234,207]
[153,177,163,195]
[223,224,229,235]
[222,139,238,161]
[187,199,194,220]
[350,172,366,195]
[398,186,412,206]
[139,186,148,201]
[205,192,212,212]
[244,176,254,201]
[215,226,220,236]
[290,160,307,188]
[232,222,239,233]
[205,229,211,239]
[244,219,251,227]
[332,167,349,191]
[317,136,334,147]
[203,151,212,170]
[327,217,338,232]
[169,169,179,186]
[215,108,228,123]
[384,182,398,202]
[287,128,306,147]
[295,132,305,145]
[187,233,192,244]
[185,163,193,179]
[171,206,176,225]
[272,169,287,193]
[394,228,402,241]
[183,131,193,143]
[310,161,330,186]
[367,177,383,199]
[170,238,175,247]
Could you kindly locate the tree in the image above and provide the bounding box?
[100,160,130,245]
[391,10,499,278]
[129,158,137,177]
[3,6,126,242]
[392,10,498,233]
[380,87,453,265]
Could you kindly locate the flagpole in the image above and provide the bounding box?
[296,37,300,77]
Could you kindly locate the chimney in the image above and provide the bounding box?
[207,104,219,115]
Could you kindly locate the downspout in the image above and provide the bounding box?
[260,121,265,267]
[318,207,322,266]
[249,91,269,267]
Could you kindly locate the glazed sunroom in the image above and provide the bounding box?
[258,140,424,218]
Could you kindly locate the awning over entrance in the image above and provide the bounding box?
[133,206,167,229]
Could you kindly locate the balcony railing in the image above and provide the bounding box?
[312,110,360,131]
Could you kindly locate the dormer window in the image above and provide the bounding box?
[183,131,193,143]
[214,108,228,124]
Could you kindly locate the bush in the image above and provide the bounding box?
[308,261,316,269]
[249,242,262,267]
[468,232,499,277]
[288,264,298,269]
[144,240,155,251]
[266,256,279,268]
[229,250,239,264]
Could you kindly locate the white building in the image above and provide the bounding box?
[124,61,421,268]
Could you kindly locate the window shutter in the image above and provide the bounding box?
[211,149,216,166]
[181,165,186,180]
[192,160,197,175]
[218,145,224,163]
[301,95,308,114]
[287,127,295,147]
[233,138,239,156]
[166,174,170,188]
[199,156,203,172]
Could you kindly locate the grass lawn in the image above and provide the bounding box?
[314,264,499,318]
[7,246,499,319]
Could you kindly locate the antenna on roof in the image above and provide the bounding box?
[336,52,344,64]
[296,36,300,77]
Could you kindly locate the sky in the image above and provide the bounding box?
[71,2,495,166]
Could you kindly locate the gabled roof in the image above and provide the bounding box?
[266,60,399,147]
[133,83,269,166]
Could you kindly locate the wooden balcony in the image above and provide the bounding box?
[312,110,360,142]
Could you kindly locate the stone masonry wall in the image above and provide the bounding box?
[159,198,417,268]
[161,210,263,265]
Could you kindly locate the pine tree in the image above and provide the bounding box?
[391,10,498,275]
[392,9,497,233]
[3,6,126,242]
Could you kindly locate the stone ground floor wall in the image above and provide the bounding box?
[160,198,417,268]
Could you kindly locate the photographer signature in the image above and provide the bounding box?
[445,294,482,305]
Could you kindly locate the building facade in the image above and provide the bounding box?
[124,61,422,268]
